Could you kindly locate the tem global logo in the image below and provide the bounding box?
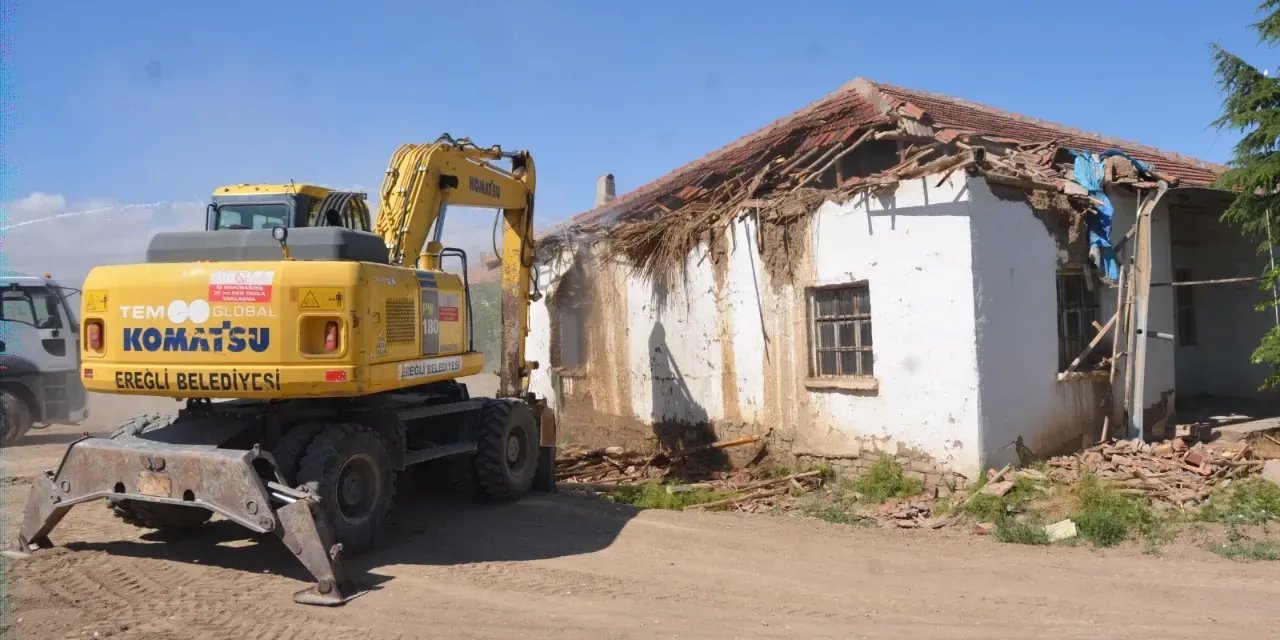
[118,300,274,324]
[119,300,210,324]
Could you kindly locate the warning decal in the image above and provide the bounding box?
[297,287,344,310]
[439,306,459,322]
[84,290,109,313]
[209,270,274,303]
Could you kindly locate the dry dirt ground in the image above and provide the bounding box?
[2,390,1280,639]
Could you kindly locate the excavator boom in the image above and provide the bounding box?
[374,136,537,396]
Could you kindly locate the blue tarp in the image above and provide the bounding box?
[1068,149,1154,281]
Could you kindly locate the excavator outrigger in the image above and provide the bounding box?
[15,135,555,605]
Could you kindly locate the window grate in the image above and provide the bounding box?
[1056,271,1099,370]
[808,283,873,377]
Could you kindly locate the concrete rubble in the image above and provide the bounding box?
[1044,519,1078,542]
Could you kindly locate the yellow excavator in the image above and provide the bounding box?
[15,135,556,605]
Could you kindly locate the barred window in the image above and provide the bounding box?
[809,283,873,377]
[1057,271,1099,370]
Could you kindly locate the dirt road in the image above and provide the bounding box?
[3,393,1279,639]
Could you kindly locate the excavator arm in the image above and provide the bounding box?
[374,135,537,397]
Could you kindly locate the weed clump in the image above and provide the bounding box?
[607,483,724,510]
[1071,474,1159,548]
[800,499,874,526]
[962,493,1009,523]
[995,518,1051,545]
[1198,477,1280,525]
[850,455,924,503]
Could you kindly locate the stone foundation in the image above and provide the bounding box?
[793,449,972,497]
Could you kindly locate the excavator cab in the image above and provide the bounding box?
[206,184,372,232]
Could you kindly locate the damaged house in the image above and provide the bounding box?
[527,77,1271,484]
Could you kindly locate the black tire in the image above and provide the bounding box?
[296,423,396,554]
[110,501,212,529]
[110,412,177,439]
[1,390,33,447]
[271,422,324,486]
[106,412,212,530]
[474,399,538,502]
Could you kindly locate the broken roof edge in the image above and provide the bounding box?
[863,78,1229,177]
[542,76,1231,244]
[554,78,897,232]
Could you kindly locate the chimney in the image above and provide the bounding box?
[595,174,616,206]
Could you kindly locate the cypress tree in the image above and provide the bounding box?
[1212,0,1280,387]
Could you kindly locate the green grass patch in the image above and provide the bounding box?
[1198,477,1280,525]
[606,483,725,510]
[960,477,1047,523]
[962,493,1009,523]
[800,499,874,526]
[1210,539,1280,561]
[1071,474,1160,548]
[849,455,924,503]
[995,518,1051,545]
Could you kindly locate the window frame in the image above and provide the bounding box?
[1174,268,1198,346]
[806,281,874,379]
[1056,269,1100,371]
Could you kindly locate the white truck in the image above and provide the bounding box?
[0,273,88,446]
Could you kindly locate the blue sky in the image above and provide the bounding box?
[1,0,1275,280]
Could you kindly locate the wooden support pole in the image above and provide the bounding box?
[1101,264,1129,442]
[1058,311,1118,379]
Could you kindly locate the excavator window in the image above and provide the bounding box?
[214,204,291,230]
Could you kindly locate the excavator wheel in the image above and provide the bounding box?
[110,501,213,529]
[296,423,396,554]
[272,422,325,486]
[474,399,538,502]
[105,412,214,530]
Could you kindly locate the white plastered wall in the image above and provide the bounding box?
[528,172,1123,475]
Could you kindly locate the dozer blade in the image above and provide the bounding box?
[15,435,361,606]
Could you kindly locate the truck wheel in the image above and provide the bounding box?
[474,399,538,502]
[0,390,33,447]
[296,423,396,554]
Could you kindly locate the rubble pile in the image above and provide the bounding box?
[1047,438,1263,508]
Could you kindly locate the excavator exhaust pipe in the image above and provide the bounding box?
[15,434,361,606]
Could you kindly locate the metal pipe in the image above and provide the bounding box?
[1150,276,1259,287]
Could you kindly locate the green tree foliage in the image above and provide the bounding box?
[1213,0,1280,387]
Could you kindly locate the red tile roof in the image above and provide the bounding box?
[870,81,1226,188]
[563,78,1227,231]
